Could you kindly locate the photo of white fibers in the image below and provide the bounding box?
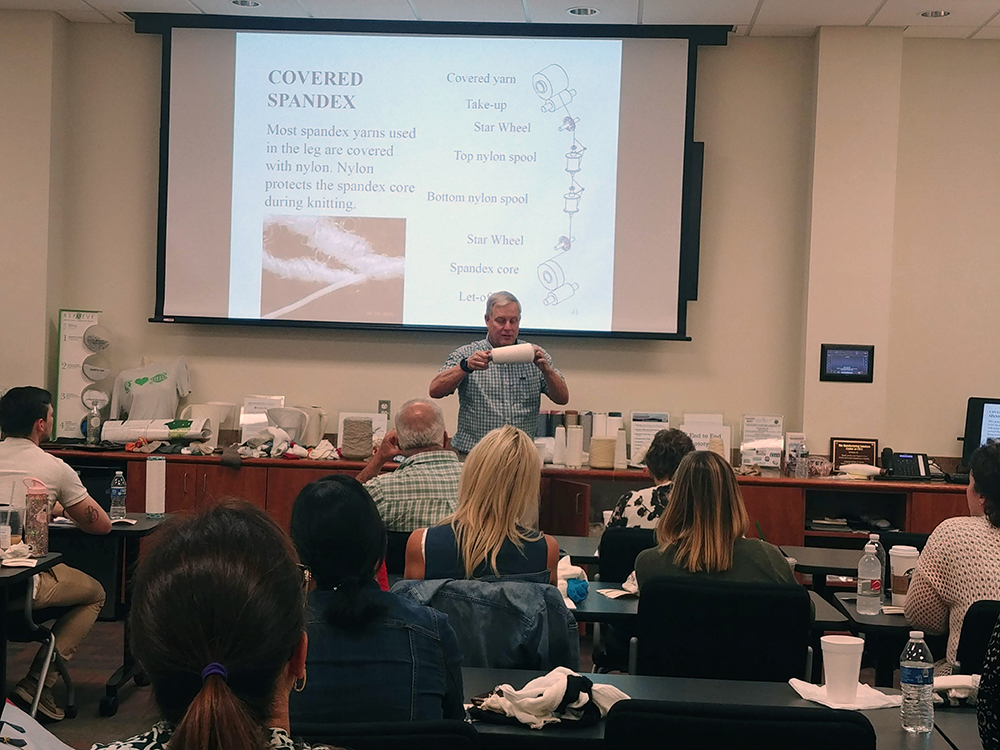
[261,216,406,321]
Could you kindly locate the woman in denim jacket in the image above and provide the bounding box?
[288,475,465,724]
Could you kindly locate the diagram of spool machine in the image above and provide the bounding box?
[532,63,586,307]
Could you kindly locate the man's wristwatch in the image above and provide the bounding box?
[460,357,474,374]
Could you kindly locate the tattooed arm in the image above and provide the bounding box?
[64,496,112,534]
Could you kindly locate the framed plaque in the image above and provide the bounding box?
[830,437,879,470]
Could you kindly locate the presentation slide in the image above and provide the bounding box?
[230,33,621,330]
[162,29,690,335]
[982,403,1000,446]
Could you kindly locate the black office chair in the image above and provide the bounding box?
[879,531,929,553]
[604,699,876,750]
[7,594,77,719]
[384,530,412,575]
[955,600,1000,675]
[628,578,812,681]
[294,719,480,749]
[598,527,656,583]
[592,528,656,672]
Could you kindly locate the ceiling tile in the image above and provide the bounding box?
[732,24,750,34]
[755,0,883,26]
[987,9,1000,24]
[412,0,524,22]
[58,8,113,19]
[299,0,414,19]
[974,24,1000,35]
[642,0,757,25]
[528,0,638,24]
[870,0,999,27]
[903,23,977,35]
[187,0,310,15]
[750,24,818,36]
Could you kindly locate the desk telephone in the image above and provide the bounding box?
[881,448,931,480]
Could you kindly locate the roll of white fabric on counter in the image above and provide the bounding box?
[566,426,584,468]
[614,428,628,469]
[145,456,166,518]
[491,343,535,364]
[553,426,567,465]
[589,436,617,469]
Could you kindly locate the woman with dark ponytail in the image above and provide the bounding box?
[288,475,465,724]
[91,501,336,750]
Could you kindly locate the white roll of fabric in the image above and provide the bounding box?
[589,437,617,469]
[553,426,567,465]
[566,426,584,468]
[145,456,166,518]
[614,427,628,469]
[592,413,608,438]
[491,343,535,364]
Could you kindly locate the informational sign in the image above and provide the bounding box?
[681,422,732,465]
[741,414,784,469]
[629,412,669,465]
[55,310,102,439]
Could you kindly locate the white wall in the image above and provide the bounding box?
[2,17,998,458]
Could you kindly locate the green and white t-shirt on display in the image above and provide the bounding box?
[110,357,191,421]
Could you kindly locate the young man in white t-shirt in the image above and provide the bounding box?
[0,386,112,720]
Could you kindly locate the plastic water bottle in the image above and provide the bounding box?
[857,543,882,615]
[86,405,102,445]
[868,533,888,603]
[900,631,934,733]
[110,471,127,521]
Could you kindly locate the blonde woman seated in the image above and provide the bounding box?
[405,425,559,584]
[635,451,798,587]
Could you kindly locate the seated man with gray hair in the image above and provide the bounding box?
[355,398,461,532]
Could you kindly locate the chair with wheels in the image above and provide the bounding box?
[604,699,876,750]
[955,599,1000,675]
[597,527,656,583]
[592,528,656,672]
[294,719,480,749]
[628,578,813,681]
[7,594,77,719]
[384,530,411,575]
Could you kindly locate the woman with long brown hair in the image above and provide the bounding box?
[92,501,336,750]
[405,425,559,584]
[635,451,797,586]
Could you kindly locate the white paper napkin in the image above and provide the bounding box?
[789,678,902,710]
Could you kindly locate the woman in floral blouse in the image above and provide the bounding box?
[607,428,695,529]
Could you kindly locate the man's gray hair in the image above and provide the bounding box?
[395,398,446,450]
[485,291,521,319]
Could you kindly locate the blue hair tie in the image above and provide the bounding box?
[201,662,228,682]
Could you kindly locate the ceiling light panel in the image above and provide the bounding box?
[412,0,525,22]
[529,0,638,24]
[298,0,414,20]
[903,24,978,35]
[642,0,759,26]
[86,0,200,16]
[754,0,884,26]
[870,0,998,26]
[750,24,819,36]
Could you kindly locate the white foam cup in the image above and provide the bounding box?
[821,635,864,704]
[889,545,920,606]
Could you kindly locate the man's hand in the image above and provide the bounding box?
[467,350,492,371]
[51,501,65,519]
[376,430,404,460]
[533,345,552,372]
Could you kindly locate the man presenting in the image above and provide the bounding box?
[429,291,569,454]
[0,386,111,721]
[355,399,461,532]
